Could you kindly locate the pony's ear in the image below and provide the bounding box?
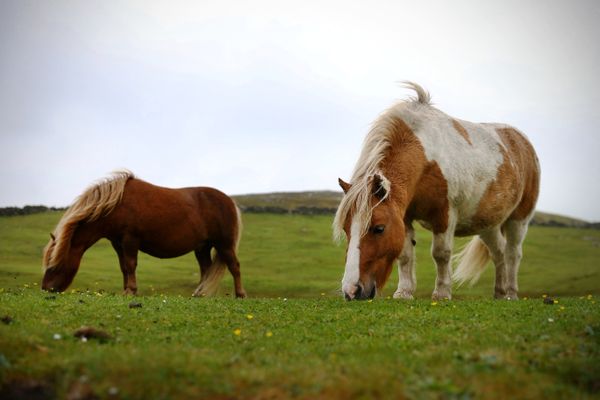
[338,178,352,194]
[50,233,56,241]
[371,174,390,200]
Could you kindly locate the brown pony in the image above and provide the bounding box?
[42,170,246,298]
[334,82,540,300]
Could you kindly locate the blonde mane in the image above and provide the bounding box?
[43,170,134,270]
[333,82,430,242]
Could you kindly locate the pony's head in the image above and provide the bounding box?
[336,174,405,300]
[40,170,134,292]
[41,233,78,292]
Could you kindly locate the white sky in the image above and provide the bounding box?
[1,0,599,221]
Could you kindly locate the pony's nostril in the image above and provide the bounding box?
[368,285,376,299]
[344,292,352,301]
[355,284,363,299]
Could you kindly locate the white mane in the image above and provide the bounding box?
[332,82,430,242]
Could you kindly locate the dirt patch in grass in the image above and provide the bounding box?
[0,377,55,400]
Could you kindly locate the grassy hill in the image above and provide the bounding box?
[1,211,599,298]
[232,191,597,228]
[2,191,595,228]
[1,211,599,399]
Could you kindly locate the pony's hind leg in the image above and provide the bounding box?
[219,247,246,299]
[479,228,508,299]
[393,224,416,299]
[111,238,139,295]
[502,219,529,300]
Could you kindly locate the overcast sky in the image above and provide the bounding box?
[1,0,599,221]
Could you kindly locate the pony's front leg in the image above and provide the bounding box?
[431,223,456,301]
[394,225,416,299]
[112,239,139,295]
[122,257,138,295]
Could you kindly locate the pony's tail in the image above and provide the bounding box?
[452,236,491,287]
[234,204,243,252]
[194,253,227,297]
[193,204,243,297]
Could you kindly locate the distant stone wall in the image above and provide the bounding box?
[238,206,337,215]
[2,204,597,230]
[0,205,65,217]
[529,219,568,228]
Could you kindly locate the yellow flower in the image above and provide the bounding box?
[246,314,254,320]
[431,302,438,306]
[587,294,593,300]
[320,293,325,296]
[233,329,241,336]
[367,299,373,303]
[265,331,273,338]
[542,294,547,298]
[553,299,559,304]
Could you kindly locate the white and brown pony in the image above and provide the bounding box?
[334,83,540,300]
[42,170,246,298]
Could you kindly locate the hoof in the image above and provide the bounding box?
[235,290,247,299]
[393,290,414,300]
[432,291,451,301]
[494,292,518,300]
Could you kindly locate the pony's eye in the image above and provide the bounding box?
[372,225,385,234]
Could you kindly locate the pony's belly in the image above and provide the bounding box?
[453,224,483,237]
[417,220,433,232]
[139,240,203,259]
[418,212,506,237]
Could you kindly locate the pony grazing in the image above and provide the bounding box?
[334,83,540,301]
[42,171,246,298]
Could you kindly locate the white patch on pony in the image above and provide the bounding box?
[389,103,506,230]
[341,218,362,299]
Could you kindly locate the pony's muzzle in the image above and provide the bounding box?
[344,281,376,301]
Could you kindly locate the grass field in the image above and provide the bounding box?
[1,212,600,399]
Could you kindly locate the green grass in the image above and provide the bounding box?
[1,293,599,399]
[1,212,599,298]
[1,212,600,399]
